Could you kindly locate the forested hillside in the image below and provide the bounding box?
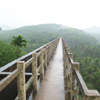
[83,26,100,41]
[0,24,100,92]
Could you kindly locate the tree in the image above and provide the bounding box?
[0,41,17,67]
[11,35,27,57]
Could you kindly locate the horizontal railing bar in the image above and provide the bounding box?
[25,57,34,68]
[0,37,59,99]
[37,65,41,73]
[25,73,32,75]
[43,48,45,53]
[62,38,100,99]
[68,56,74,64]
[0,72,40,76]
[15,71,39,100]
[0,72,11,75]
[26,76,34,91]
[37,52,42,57]
[75,70,100,96]
[0,38,59,73]
[0,69,20,91]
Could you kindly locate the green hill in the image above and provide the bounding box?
[1,24,100,92]
[0,24,97,52]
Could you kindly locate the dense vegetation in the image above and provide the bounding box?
[69,39,100,91]
[84,26,100,41]
[0,24,100,92]
[60,28,100,92]
[0,41,26,67]
[11,35,27,57]
[0,24,60,52]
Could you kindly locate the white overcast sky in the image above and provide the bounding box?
[0,0,100,29]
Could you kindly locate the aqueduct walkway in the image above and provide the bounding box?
[0,38,100,100]
[29,39,65,100]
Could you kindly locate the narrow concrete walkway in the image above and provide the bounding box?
[29,39,65,100]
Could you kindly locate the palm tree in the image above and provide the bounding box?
[11,35,27,57]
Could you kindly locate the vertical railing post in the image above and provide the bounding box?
[32,53,38,91]
[52,43,54,56]
[66,53,73,100]
[50,44,52,60]
[64,49,66,78]
[51,44,53,57]
[47,45,50,62]
[49,45,51,61]
[72,62,79,100]
[44,47,47,70]
[40,48,44,79]
[17,61,26,100]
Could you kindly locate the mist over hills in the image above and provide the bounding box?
[0,23,97,66]
[0,23,97,52]
[0,25,14,30]
[83,26,100,41]
[83,26,100,33]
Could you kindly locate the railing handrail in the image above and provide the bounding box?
[0,38,59,73]
[62,38,100,100]
[75,70,99,96]
[68,57,100,96]
[0,68,20,91]
[0,38,60,100]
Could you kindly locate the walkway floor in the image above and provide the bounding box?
[28,39,65,100]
